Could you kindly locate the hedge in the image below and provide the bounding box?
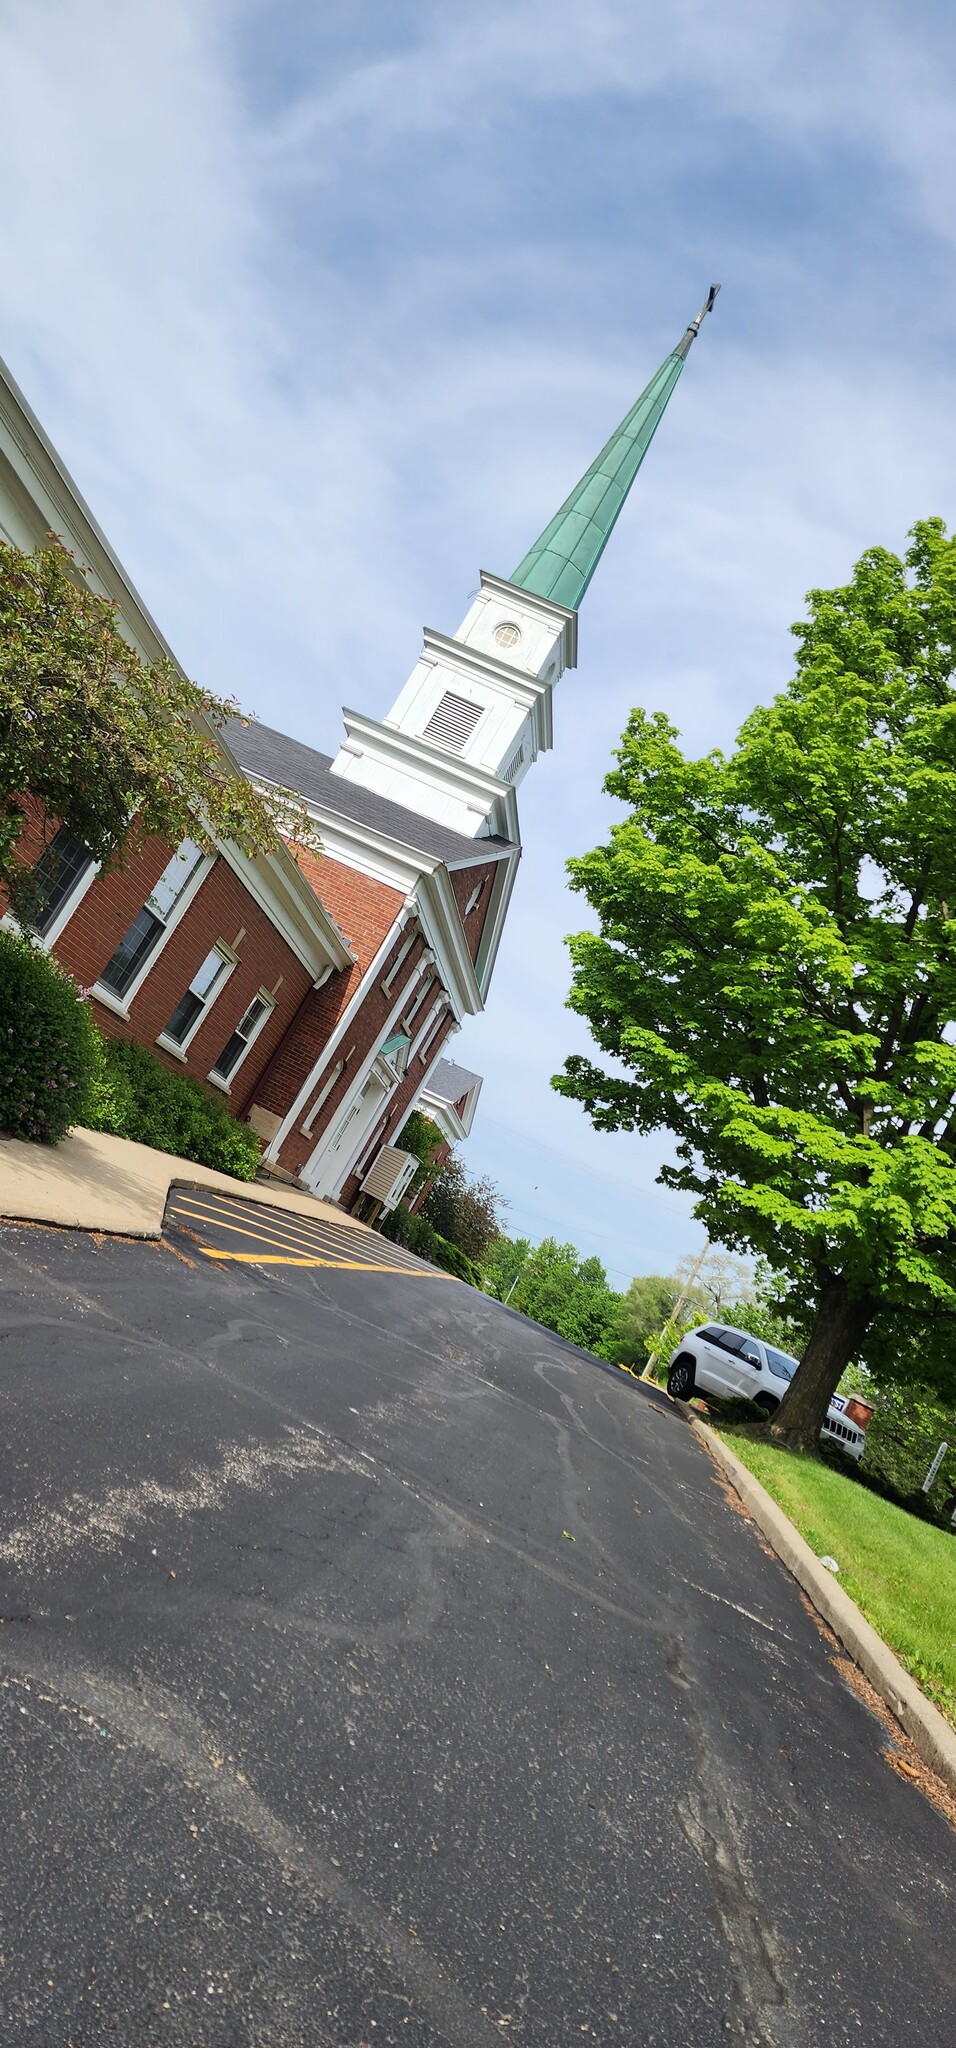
[87,1035,262,1180]
[380,1202,481,1285]
[0,930,100,1143]
[0,931,261,1179]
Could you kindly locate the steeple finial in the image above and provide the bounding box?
[509,287,720,613]
[674,282,721,360]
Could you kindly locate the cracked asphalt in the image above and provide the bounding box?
[0,1200,954,2047]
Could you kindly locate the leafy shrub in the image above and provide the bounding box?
[89,1034,261,1180]
[380,1202,480,1285]
[0,931,98,1143]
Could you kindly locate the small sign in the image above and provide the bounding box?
[922,1442,949,1493]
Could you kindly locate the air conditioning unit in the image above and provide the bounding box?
[359,1145,419,1213]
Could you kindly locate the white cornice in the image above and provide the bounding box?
[416,869,483,1018]
[213,834,354,978]
[419,627,551,708]
[339,708,509,818]
[474,845,520,997]
[478,569,578,669]
[0,356,354,985]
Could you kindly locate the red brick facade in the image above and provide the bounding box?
[338,1013,457,1209]
[8,800,490,1211]
[272,921,435,1180]
[450,861,497,964]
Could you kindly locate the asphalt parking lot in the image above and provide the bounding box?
[1,1200,955,2047]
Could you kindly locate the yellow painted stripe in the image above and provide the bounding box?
[170,1195,424,1270]
[172,1189,375,1257]
[200,1247,441,1274]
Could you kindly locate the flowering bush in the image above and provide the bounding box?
[0,931,98,1143]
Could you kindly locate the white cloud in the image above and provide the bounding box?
[0,0,954,1279]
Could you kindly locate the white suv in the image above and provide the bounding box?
[666,1324,866,1461]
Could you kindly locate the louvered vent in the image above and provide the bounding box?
[503,744,524,782]
[360,1146,419,1210]
[423,691,482,751]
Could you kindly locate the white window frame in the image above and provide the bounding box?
[156,940,237,1060]
[417,999,450,1064]
[411,995,447,1064]
[207,987,276,1095]
[402,973,434,1029]
[1,840,101,953]
[382,929,417,995]
[302,1058,344,1136]
[93,841,214,1020]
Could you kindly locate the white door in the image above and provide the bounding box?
[304,1072,387,1198]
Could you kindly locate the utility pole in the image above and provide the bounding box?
[644,1238,711,1378]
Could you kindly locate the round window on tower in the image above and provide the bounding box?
[494,621,521,649]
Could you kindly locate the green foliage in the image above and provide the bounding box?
[485,1233,619,1355]
[555,521,956,1441]
[838,1362,956,1513]
[396,1109,445,1198]
[88,1035,261,1180]
[603,1272,677,1366]
[379,1202,481,1285]
[420,1154,504,1264]
[722,1427,956,1729]
[0,931,99,1143]
[0,538,317,926]
[481,1234,533,1303]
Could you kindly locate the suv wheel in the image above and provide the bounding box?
[755,1392,779,1417]
[667,1355,696,1402]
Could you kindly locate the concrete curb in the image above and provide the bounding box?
[678,1400,956,1800]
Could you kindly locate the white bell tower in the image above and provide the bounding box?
[329,572,577,841]
[330,289,719,841]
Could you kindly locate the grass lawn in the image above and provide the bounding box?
[713,1422,956,1732]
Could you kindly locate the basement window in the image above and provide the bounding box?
[423,691,482,751]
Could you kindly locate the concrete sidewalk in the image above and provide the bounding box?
[0,1126,366,1240]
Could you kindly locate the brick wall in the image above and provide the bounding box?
[449,859,501,965]
[273,922,435,1179]
[249,853,407,1158]
[48,836,314,1102]
[337,1014,457,1209]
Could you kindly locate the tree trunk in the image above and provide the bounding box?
[769,1274,874,1455]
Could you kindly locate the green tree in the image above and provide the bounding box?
[481,1233,533,1303]
[395,1109,445,1199]
[554,521,956,1452]
[501,1236,619,1355]
[0,538,314,924]
[421,1156,504,1265]
[603,1273,679,1366]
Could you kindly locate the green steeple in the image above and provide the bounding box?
[510,287,720,612]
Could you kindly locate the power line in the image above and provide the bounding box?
[475,1113,693,1217]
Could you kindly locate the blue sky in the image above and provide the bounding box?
[2,0,955,1285]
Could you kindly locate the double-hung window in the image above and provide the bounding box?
[160,946,233,1052]
[210,991,274,1087]
[98,839,206,1002]
[31,827,95,939]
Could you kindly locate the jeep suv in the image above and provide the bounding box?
[665,1324,866,1461]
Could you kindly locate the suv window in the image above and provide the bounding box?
[701,1326,726,1344]
[765,1345,798,1382]
[717,1330,750,1354]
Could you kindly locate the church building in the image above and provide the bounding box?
[0,292,717,1209]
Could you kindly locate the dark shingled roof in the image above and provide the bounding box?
[227,719,516,868]
[425,1058,483,1105]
